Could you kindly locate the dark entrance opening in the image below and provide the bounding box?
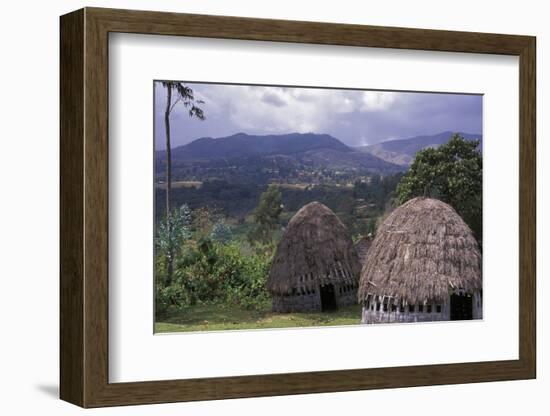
[320,284,337,312]
[450,293,473,321]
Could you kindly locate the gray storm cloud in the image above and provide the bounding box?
[154,82,482,149]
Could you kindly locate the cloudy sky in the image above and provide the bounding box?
[154,82,482,150]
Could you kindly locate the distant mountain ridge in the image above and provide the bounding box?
[168,132,352,160]
[155,132,405,182]
[356,131,482,166]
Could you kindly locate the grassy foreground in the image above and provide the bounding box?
[155,302,362,333]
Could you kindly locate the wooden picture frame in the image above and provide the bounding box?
[60,7,536,408]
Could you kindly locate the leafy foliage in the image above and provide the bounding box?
[158,240,271,311]
[210,220,233,243]
[154,204,272,315]
[161,82,205,120]
[191,206,221,239]
[247,185,283,244]
[156,204,192,286]
[396,134,482,244]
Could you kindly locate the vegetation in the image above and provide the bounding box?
[210,220,233,243]
[155,303,362,332]
[154,172,401,324]
[247,185,283,245]
[154,127,482,332]
[160,82,205,284]
[155,204,273,318]
[155,177,402,237]
[396,134,482,245]
[156,204,192,286]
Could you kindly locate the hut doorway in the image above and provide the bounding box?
[450,293,473,320]
[320,284,337,312]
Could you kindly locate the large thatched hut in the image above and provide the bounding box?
[358,197,482,323]
[268,202,361,312]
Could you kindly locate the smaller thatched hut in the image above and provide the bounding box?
[358,197,482,324]
[268,202,361,312]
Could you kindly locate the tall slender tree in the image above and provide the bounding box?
[160,82,205,286]
[161,82,205,215]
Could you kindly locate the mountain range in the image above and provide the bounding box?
[169,132,351,160]
[356,131,482,166]
[156,132,405,180]
[155,131,482,183]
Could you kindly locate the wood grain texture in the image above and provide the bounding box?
[83,10,110,406]
[59,7,537,408]
[59,8,84,407]
[518,38,536,376]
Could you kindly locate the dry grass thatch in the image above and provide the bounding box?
[268,202,361,295]
[358,197,481,305]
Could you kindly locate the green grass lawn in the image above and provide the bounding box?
[155,302,363,333]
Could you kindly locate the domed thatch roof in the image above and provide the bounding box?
[268,202,360,295]
[358,197,481,304]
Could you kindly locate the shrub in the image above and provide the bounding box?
[210,220,233,243]
[157,240,272,311]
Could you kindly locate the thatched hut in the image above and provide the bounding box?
[268,202,361,312]
[358,197,482,323]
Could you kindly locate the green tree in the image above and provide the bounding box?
[156,204,192,287]
[248,185,283,244]
[396,134,482,244]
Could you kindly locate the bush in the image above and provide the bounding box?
[210,220,233,243]
[223,245,272,309]
[155,283,188,318]
[156,240,272,311]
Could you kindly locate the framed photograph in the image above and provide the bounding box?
[60,7,536,408]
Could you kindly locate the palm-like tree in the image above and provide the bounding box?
[161,82,205,215]
[160,82,205,286]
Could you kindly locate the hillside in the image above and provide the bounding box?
[166,132,351,161]
[156,132,404,183]
[356,131,482,166]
